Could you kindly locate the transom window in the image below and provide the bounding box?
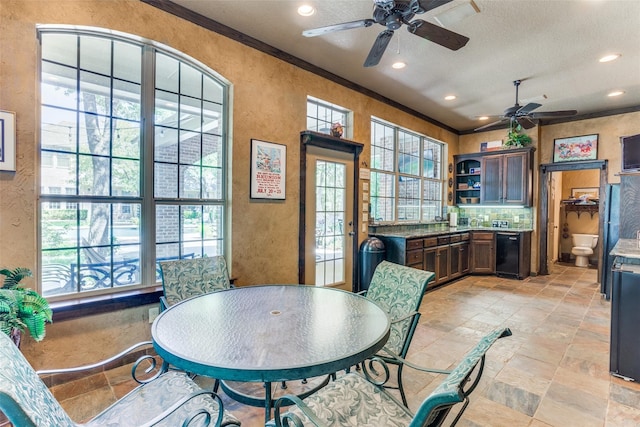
[306,97,350,138]
[370,118,444,223]
[39,28,228,298]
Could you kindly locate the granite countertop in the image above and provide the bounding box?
[371,227,534,239]
[610,238,640,259]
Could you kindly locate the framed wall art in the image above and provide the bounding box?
[553,134,598,163]
[0,110,16,171]
[571,187,599,200]
[250,139,286,200]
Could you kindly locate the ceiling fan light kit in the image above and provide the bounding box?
[302,0,469,67]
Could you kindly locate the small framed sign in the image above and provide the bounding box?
[0,110,16,171]
[250,139,286,200]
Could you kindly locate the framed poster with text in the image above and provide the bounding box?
[250,139,286,200]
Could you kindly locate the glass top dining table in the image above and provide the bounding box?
[151,285,390,421]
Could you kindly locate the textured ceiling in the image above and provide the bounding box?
[168,0,640,133]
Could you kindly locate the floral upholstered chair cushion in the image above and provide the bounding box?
[268,328,512,427]
[160,256,231,309]
[0,332,241,427]
[362,261,435,406]
[365,261,434,357]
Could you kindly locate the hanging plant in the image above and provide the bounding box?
[504,122,532,148]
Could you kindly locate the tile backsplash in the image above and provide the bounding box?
[452,206,533,228]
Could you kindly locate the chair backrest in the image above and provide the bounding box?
[0,333,75,427]
[159,256,231,307]
[366,261,435,356]
[410,327,513,427]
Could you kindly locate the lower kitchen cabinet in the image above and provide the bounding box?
[471,231,495,274]
[450,240,470,279]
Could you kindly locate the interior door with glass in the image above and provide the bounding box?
[304,146,355,291]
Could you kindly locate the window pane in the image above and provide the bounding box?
[112,118,140,159]
[80,36,111,75]
[155,163,178,198]
[113,40,141,83]
[41,106,77,151]
[79,155,110,196]
[156,53,179,93]
[203,76,223,103]
[41,33,77,66]
[41,62,78,109]
[180,63,202,98]
[80,71,111,116]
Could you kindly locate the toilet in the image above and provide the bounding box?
[571,234,598,267]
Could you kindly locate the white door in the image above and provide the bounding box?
[304,146,355,291]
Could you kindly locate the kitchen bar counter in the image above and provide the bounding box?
[372,226,534,239]
[610,238,640,259]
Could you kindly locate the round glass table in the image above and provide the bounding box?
[152,285,390,421]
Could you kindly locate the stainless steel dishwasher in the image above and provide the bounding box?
[496,232,520,278]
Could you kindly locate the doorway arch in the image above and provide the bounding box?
[538,160,607,277]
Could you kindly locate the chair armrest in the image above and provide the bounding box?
[140,389,226,427]
[37,341,162,384]
[388,310,418,324]
[272,394,327,427]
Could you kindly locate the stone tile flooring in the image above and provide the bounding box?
[53,264,640,426]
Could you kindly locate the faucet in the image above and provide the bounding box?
[470,217,482,227]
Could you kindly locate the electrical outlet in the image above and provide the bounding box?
[148,307,159,324]
[513,215,520,223]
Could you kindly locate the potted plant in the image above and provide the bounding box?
[0,267,52,347]
[504,122,532,148]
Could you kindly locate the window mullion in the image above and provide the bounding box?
[140,45,156,286]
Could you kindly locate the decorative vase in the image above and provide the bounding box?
[330,123,343,138]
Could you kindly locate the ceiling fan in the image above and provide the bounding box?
[302,0,470,67]
[474,80,578,132]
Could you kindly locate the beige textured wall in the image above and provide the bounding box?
[0,0,459,365]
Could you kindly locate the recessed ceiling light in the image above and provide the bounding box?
[599,54,621,63]
[391,61,406,69]
[478,116,489,121]
[608,90,624,97]
[444,95,456,101]
[297,5,315,16]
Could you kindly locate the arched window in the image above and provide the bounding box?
[39,27,229,298]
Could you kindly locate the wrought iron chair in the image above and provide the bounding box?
[268,327,512,427]
[159,256,232,311]
[360,260,435,406]
[0,332,241,427]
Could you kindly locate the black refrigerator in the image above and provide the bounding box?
[600,183,620,299]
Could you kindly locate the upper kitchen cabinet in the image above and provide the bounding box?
[454,154,482,205]
[481,147,534,206]
[454,147,534,207]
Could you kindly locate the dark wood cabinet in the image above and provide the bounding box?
[482,149,532,205]
[471,231,495,274]
[450,239,470,279]
[379,232,470,288]
[454,147,534,207]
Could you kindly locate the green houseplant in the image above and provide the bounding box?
[0,267,52,347]
[504,122,532,148]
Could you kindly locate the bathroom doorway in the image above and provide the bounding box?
[539,160,607,277]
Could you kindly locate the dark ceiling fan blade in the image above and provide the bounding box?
[407,19,469,50]
[516,116,537,129]
[302,19,376,37]
[516,102,542,116]
[364,30,394,67]
[409,0,453,14]
[474,118,509,132]
[529,109,578,119]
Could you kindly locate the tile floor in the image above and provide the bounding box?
[50,263,640,426]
